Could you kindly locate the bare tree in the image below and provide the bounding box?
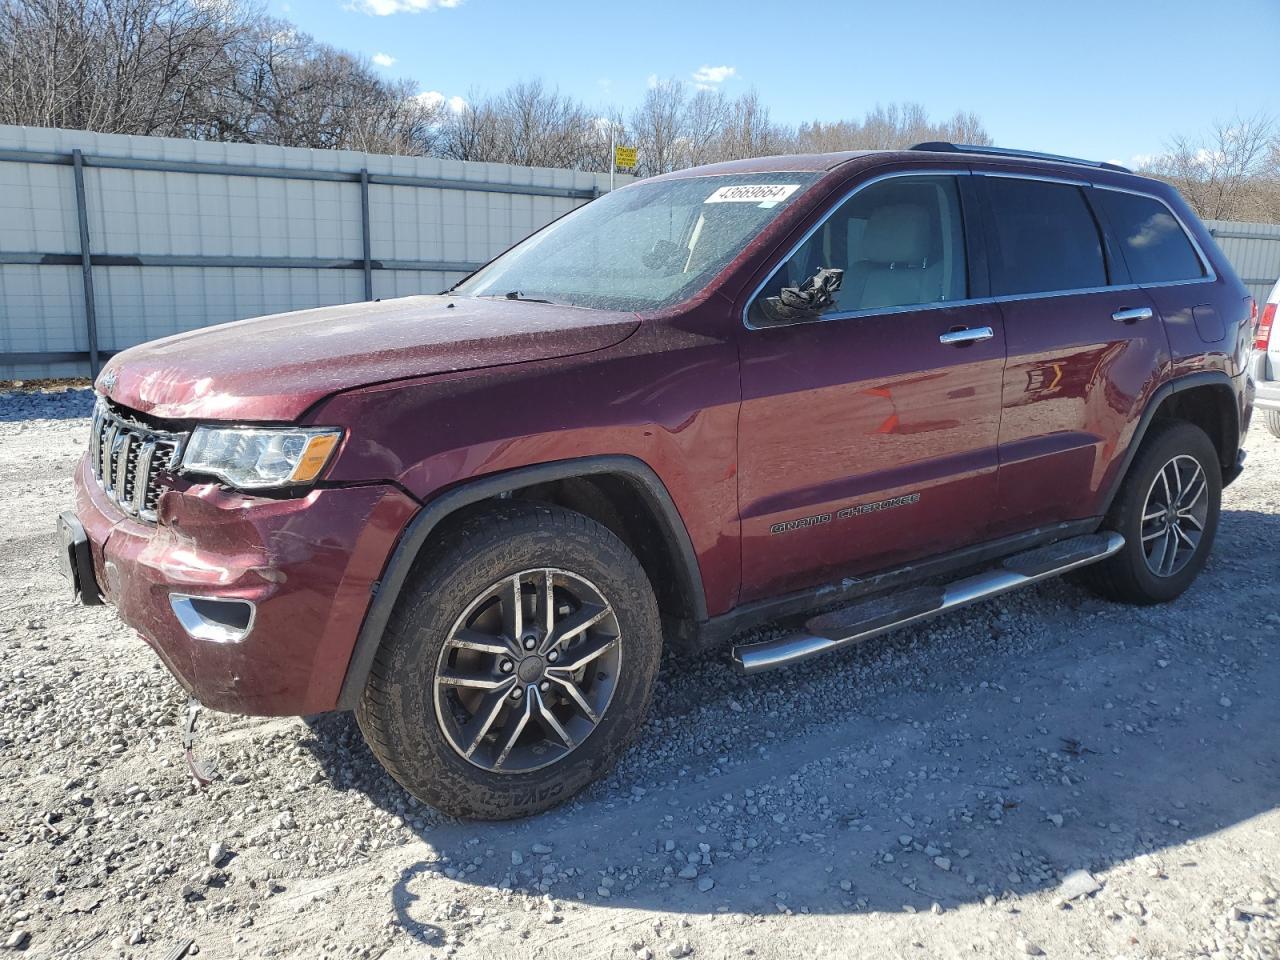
[584,108,625,175]
[1143,114,1280,221]
[0,0,242,136]
[0,0,449,154]
[939,110,991,147]
[497,79,578,167]
[628,78,686,177]
[791,102,993,154]
[0,2,998,178]
[717,88,778,161]
[435,91,499,162]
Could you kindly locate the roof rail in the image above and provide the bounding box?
[910,141,1131,174]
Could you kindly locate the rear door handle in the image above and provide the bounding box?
[1112,306,1154,323]
[939,326,994,345]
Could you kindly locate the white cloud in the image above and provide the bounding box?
[1122,152,1160,170]
[646,73,659,90]
[416,90,467,113]
[350,0,461,15]
[691,64,736,90]
[372,52,396,67]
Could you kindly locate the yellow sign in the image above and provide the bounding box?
[614,145,637,170]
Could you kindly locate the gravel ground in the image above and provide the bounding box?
[1,387,1277,960]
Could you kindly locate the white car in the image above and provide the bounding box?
[1255,277,1280,438]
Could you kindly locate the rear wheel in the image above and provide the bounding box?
[1264,408,1280,439]
[1084,420,1221,604]
[356,502,661,819]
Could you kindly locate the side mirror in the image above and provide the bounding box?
[642,239,686,274]
[759,267,844,323]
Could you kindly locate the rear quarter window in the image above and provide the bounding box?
[1095,189,1205,284]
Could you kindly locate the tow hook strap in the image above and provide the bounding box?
[180,698,220,787]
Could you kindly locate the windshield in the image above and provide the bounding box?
[453,172,820,311]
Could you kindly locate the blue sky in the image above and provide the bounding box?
[276,0,1279,166]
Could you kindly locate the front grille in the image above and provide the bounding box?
[88,399,188,523]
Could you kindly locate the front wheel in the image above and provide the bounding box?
[1264,408,1280,439]
[356,502,661,820]
[1084,420,1221,605]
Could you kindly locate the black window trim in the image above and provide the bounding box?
[957,174,991,300]
[1082,186,1133,287]
[741,168,1217,333]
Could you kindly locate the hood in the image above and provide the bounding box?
[97,295,640,422]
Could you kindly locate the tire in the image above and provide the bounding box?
[356,502,661,820]
[1265,409,1280,440]
[1084,420,1221,605]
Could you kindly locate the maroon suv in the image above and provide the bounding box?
[58,143,1254,819]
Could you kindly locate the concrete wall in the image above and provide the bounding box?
[0,125,627,379]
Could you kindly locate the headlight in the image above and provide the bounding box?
[181,426,342,490]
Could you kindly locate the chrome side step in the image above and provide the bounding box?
[732,531,1124,675]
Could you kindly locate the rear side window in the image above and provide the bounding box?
[985,178,1106,296]
[1095,189,1205,284]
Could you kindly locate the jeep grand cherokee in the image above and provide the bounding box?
[58,143,1254,819]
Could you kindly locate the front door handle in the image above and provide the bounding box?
[939,326,994,345]
[1112,306,1154,324]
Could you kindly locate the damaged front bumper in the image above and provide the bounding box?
[64,454,417,715]
[56,511,103,606]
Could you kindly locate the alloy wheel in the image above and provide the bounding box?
[1140,454,1209,578]
[433,568,622,773]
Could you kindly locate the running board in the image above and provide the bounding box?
[731,531,1124,675]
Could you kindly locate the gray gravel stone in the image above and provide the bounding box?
[2,384,1278,960]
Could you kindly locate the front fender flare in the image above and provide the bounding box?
[335,454,706,710]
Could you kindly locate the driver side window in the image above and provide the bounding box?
[750,175,968,325]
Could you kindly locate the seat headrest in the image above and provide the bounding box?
[860,204,930,265]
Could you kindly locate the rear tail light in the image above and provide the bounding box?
[1257,300,1276,351]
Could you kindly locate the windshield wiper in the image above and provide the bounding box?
[499,290,556,304]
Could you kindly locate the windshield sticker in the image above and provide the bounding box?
[705,184,800,207]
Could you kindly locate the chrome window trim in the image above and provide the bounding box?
[973,170,1091,188]
[759,295,991,327]
[743,168,1219,332]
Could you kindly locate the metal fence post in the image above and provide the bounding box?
[71,149,101,376]
[360,168,373,301]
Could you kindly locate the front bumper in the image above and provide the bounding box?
[67,454,417,715]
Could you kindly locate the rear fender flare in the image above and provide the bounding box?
[1100,370,1241,515]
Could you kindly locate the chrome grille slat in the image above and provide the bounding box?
[132,441,156,515]
[100,421,118,487]
[112,430,132,504]
[87,399,189,524]
[88,406,104,470]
